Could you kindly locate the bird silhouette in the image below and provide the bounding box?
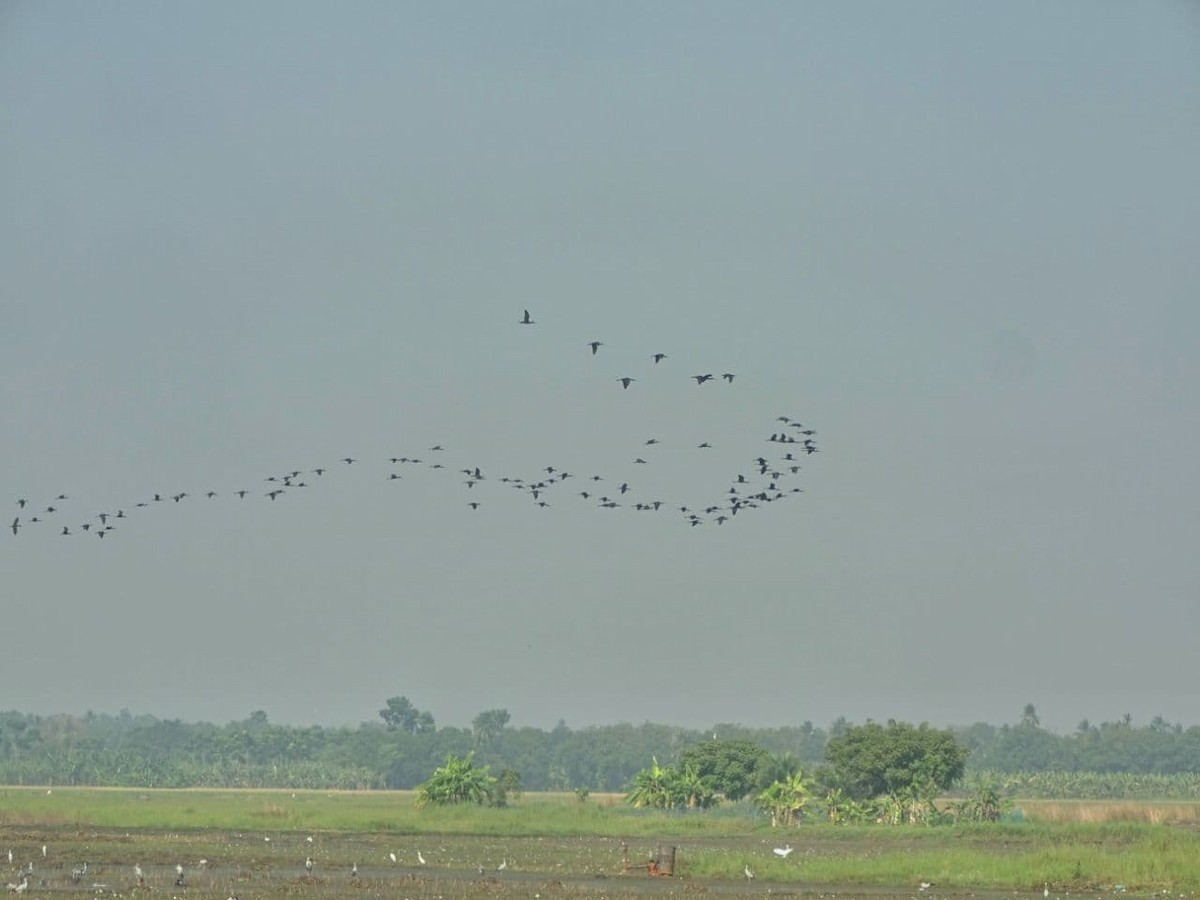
[520,309,534,325]
[652,353,667,363]
[693,374,713,384]
[10,517,17,536]
[773,845,793,858]
[722,373,735,382]
[587,341,603,355]
[617,377,635,389]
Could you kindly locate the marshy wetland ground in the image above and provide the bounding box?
[3,789,1199,900]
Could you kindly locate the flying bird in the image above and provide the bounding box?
[722,373,735,382]
[587,341,603,355]
[520,309,534,325]
[773,845,794,858]
[693,374,713,384]
[10,517,17,535]
[617,377,635,389]
[652,353,667,363]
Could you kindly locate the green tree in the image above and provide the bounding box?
[824,720,968,818]
[671,764,718,809]
[379,696,435,734]
[678,739,771,800]
[472,708,511,746]
[415,752,498,807]
[625,756,675,809]
[497,767,523,803]
[755,769,813,827]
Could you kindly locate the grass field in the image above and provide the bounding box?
[2,788,1199,899]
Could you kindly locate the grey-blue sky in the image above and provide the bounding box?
[2,2,1197,733]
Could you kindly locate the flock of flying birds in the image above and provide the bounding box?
[8,310,819,542]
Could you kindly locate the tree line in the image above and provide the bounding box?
[1,701,1198,791]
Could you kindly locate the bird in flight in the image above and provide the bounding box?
[520,309,534,325]
[722,373,735,383]
[693,374,713,384]
[652,353,667,364]
[773,845,794,858]
[617,377,635,389]
[587,341,603,355]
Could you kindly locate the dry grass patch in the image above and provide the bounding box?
[1020,800,1200,825]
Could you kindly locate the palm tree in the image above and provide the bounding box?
[755,769,813,827]
[625,757,675,809]
[416,753,498,808]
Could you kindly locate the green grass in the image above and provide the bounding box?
[3,788,1200,893]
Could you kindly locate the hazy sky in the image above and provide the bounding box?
[3,2,1197,735]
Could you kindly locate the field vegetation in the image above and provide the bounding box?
[2,787,1200,897]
